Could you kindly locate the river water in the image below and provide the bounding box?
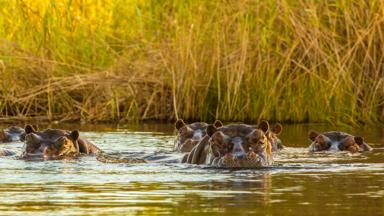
[0,123,383,215]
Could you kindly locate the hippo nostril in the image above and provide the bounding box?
[233,147,243,153]
[231,140,246,158]
[234,154,246,159]
[232,148,246,158]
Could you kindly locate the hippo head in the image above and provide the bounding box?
[0,126,26,142]
[308,130,372,153]
[266,123,283,152]
[22,125,80,159]
[205,121,273,168]
[308,131,332,151]
[174,119,223,152]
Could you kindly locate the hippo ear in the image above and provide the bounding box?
[69,130,80,141]
[206,124,218,137]
[25,125,36,134]
[354,136,364,146]
[213,120,223,128]
[271,123,282,135]
[175,119,186,130]
[257,120,269,133]
[308,130,320,141]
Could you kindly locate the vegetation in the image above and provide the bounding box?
[0,0,383,124]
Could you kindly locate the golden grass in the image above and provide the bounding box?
[0,0,383,124]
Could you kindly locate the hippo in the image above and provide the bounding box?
[21,125,100,160]
[308,130,373,153]
[182,121,274,168]
[174,119,223,152]
[0,126,27,142]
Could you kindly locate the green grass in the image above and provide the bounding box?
[0,0,383,124]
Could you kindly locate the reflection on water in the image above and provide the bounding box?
[0,123,383,215]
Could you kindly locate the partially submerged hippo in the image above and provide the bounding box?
[183,121,274,168]
[21,125,100,160]
[0,126,27,142]
[308,130,373,153]
[174,119,223,152]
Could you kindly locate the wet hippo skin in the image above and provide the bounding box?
[22,125,100,159]
[173,119,223,152]
[183,121,274,168]
[0,126,27,142]
[308,130,373,153]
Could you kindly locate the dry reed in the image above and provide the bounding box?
[0,0,383,125]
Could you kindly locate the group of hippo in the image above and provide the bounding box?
[173,120,373,167]
[0,125,99,159]
[0,120,373,168]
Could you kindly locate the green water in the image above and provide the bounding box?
[0,123,383,215]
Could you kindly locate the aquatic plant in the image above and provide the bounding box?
[0,0,383,124]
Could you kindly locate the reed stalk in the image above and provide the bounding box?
[0,0,383,124]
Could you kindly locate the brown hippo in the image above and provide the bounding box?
[174,119,223,152]
[22,125,100,159]
[308,130,373,153]
[182,121,274,168]
[0,126,27,142]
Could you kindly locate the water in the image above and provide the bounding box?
[0,123,383,215]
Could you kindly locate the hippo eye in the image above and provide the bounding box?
[215,139,224,145]
[54,137,67,148]
[26,140,40,149]
[54,142,63,149]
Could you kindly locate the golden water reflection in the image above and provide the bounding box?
[0,123,383,215]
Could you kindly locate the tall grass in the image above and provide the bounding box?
[0,0,383,124]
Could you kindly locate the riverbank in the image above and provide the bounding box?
[1,0,383,125]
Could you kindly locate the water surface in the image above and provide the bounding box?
[0,123,383,215]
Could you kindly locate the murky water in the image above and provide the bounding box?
[0,123,383,215]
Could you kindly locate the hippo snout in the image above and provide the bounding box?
[231,139,246,158]
[231,148,246,159]
[192,130,203,141]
